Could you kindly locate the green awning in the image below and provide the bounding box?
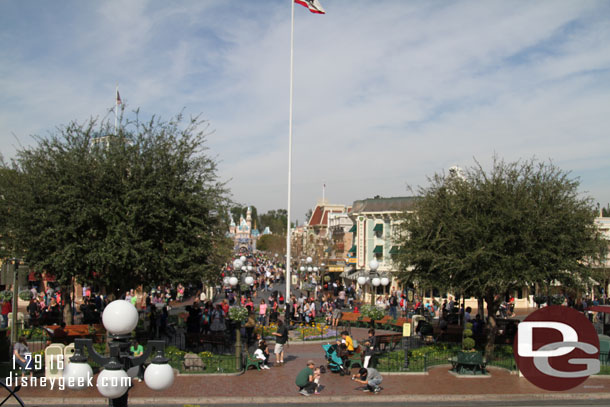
[348,225,357,233]
[373,245,383,254]
[373,223,383,232]
[389,246,398,254]
[348,245,357,253]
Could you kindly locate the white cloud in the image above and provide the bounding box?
[1,0,609,219]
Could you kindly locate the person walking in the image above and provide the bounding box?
[272,318,288,366]
[362,328,377,368]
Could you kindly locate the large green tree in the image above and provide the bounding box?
[2,114,231,322]
[395,158,607,357]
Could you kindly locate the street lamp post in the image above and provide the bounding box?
[64,300,174,407]
[369,260,379,305]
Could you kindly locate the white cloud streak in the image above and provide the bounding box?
[1,0,609,221]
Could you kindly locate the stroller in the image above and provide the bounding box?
[322,344,349,376]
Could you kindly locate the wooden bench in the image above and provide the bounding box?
[374,333,403,351]
[340,312,363,329]
[45,324,104,343]
[449,351,487,375]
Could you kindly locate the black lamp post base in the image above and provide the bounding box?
[109,393,128,407]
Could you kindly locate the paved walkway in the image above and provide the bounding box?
[8,328,610,406]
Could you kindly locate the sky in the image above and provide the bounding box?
[1,0,609,224]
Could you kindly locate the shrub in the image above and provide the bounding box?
[462,337,475,350]
[19,290,32,301]
[360,304,385,321]
[0,291,13,301]
[228,306,248,323]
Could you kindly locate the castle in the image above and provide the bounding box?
[227,207,271,253]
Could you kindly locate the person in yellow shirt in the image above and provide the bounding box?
[337,331,355,354]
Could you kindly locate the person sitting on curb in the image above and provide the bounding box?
[296,360,319,396]
[352,367,383,393]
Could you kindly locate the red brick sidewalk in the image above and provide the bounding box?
[11,338,610,405]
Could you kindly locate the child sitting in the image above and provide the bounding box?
[254,339,270,369]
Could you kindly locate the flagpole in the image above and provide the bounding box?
[285,0,296,304]
[114,84,119,134]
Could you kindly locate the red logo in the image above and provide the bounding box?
[514,306,599,391]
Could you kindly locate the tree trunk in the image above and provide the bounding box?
[477,297,485,319]
[484,294,499,360]
[62,285,73,324]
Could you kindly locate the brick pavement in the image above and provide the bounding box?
[8,334,610,406]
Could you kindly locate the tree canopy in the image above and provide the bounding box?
[2,113,231,298]
[394,157,607,356]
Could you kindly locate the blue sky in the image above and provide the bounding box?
[1,0,609,224]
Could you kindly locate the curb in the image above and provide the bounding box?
[12,392,610,406]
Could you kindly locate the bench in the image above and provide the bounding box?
[45,324,105,344]
[185,332,226,351]
[340,312,364,330]
[449,351,487,375]
[245,354,262,371]
[374,333,403,352]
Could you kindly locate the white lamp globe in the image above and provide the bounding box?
[63,362,93,390]
[229,276,238,286]
[241,266,246,271]
[244,276,254,285]
[247,265,253,272]
[102,300,139,335]
[144,362,175,391]
[240,255,247,263]
[313,267,319,272]
[369,259,379,271]
[300,266,305,272]
[357,276,367,285]
[223,276,230,285]
[96,368,129,399]
[380,277,390,286]
[233,259,242,270]
[306,257,313,264]
[372,277,381,287]
[307,267,313,272]
[275,253,278,257]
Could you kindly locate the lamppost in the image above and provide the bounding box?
[64,300,174,407]
[229,258,255,297]
[356,259,388,305]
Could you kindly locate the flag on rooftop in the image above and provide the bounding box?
[295,0,325,14]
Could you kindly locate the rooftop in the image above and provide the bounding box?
[351,196,420,213]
